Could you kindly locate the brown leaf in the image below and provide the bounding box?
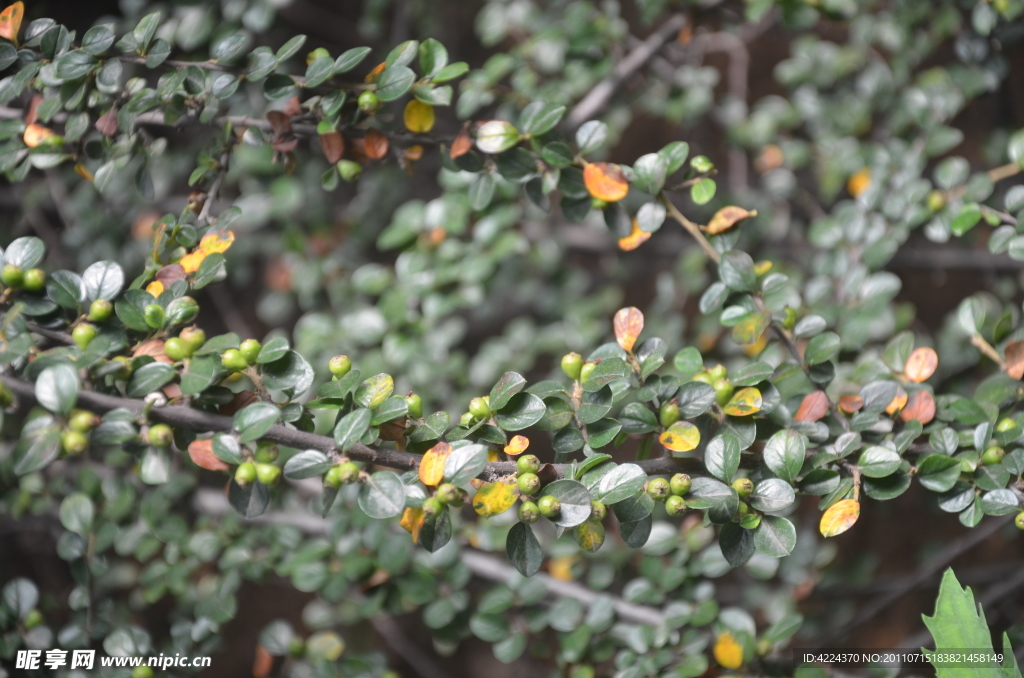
[613,307,644,352]
[156,263,186,286]
[378,419,407,441]
[364,129,389,160]
[267,110,297,152]
[188,439,230,471]
[838,394,863,413]
[220,390,259,417]
[252,645,273,678]
[24,93,42,125]
[282,95,302,117]
[583,162,629,202]
[1005,341,1024,380]
[904,347,938,383]
[320,131,344,164]
[96,108,119,136]
[900,390,936,425]
[450,125,472,159]
[703,206,758,235]
[794,391,829,422]
[537,462,558,487]
[133,339,171,364]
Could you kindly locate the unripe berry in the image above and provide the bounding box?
[926,189,946,212]
[358,91,381,113]
[337,461,360,483]
[469,396,491,419]
[1,264,24,288]
[579,361,597,383]
[147,424,173,447]
[422,497,444,518]
[255,462,281,487]
[561,352,583,380]
[517,472,541,495]
[708,364,728,380]
[1016,511,1024,530]
[782,307,798,330]
[665,494,687,516]
[324,466,345,489]
[981,446,1005,465]
[71,323,97,350]
[591,501,607,520]
[62,430,88,455]
[713,378,734,407]
[179,327,206,353]
[736,501,750,518]
[164,337,188,361]
[670,473,692,496]
[22,268,45,291]
[239,339,262,364]
[111,355,132,378]
[143,304,166,329]
[23,609,43,629]
[590,198,608,210]
[338,160,362,182]
[518,500,540,524]
[459,412,475,427]
[405,393,423,419]
[329,355,352,377]
[647,477,670,500]
[221,349,248,372]
[235,461,257,486]
[517,454,541,475]
[132,666,154,678]
[538,495,561,518]
[436,483,461,505]
[756,639,772,657]
[740,512,762,529]
[87,299,113,322]
[659,401,680,428]
[732,477,754,498]
[691,371,713,385]
[68,409,98,433]
[254,441,279,463]
[996,417,1018,433]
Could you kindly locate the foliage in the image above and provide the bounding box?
[0,0,1023,675]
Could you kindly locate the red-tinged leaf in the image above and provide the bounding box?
[795,391,829,422]
[904,347,938,383]
[133,339,172,364]
[188,439,230,471]
[156,263,186,285]
[96,108,119,136]
[900,390,936,425]
[252,645,273,678]
[364,129,389,160]
[24,93,42,125]
[613,307,644,352]
[1005,341,1024,380]
[583,162,629,202]
[0,2,24,43]
[838,394,863,413]
[450,126,472,159]
[320,131,344,164]
[282,95,301,117]
[266,110,292,136]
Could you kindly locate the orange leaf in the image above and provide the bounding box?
[23,123,58,148]
[904,347,938,383]
[320,131,344,164]
[188,439,230,471]
[713,632,744,669]
[504,435,530,455]
[618,219,651,251]
[820,498,860,537]
[418,441,451,486]
[404,100,436,133]
[399,507,425,543]
[885,385,908,415]
[703,206,758,235]
[838,394,863,413]
[404,144,423,161]
[450,126,472,159]
[847,168,871,198]
[252,645,273,678]
[180,230,235,274]
[0,2,24,43]
[613,307,644,352]
[900,390,935,425]
[365,61,386,83]
[1006,341,1024,380]
[145,280,165,296]
[583,162,629,202]
[73,162,93,182]
[659,421,701,452]
[794,391,829,422]
[364,129,389,160]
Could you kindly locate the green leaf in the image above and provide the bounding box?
[126,362,175,398]
[718,250,756,292]
[47,270,86,309]
[82,24,115,55]
[593,463,646,504]
[59,493,94,536]
[763,430,806,483]
[857,446,901,478]
[673,347,703,376]
[256,336,289,364]
[55,50,97,80]
[420,510,451,552]
[490,371,526,410]
[375,65,415,101]
[133,12,161,51]
[691,178,716,205]
[476,120,519,154]
[753,516,796,557]
[542,479,593,527]
[444,444,488,487]
[619,402,658,434]
[576,120,607,154]
[804,332,841,365]
[82,261,124,300]
[334,46,371,73]
[519,101,565,136]
[232,402,280,443]
[573,516,606,553]
[333,408,372,451]
[494,392,546,431]
[432,61,468,82]
[140,446,170,484]
[979,489,1019,516]
[357,471,405,519]
[386,39,418,67]
[2,236,45,268]
[632,153,668,194]
[658,141,689,173]
[283,450,334,480]
[371,396,409,425]
[705,435,740,483]
[212,434,243,465]
[581,357,629,392]
[354,373,394,409]
[720,522,754,567]
[917,455,962,492]
[303,56,334,87]
[275,35,307,61]
[179,355,223,395]
[950,203,982,236]
[2,579,38,619]
[506,522,542,577]
[418,38,448,78]
[228,477,270,518]
[35,364,78,415]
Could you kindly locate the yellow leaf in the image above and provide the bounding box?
[723,387,762,416]
[820,498,860,537]
[573,518,605,553]
[613,306,644,352]
[548,555,577,581]
[0,2,23,43]
[145,280,165,296]
[713,632,744,669]
[486,449,500,462]
[583,162,629,202]
[659,421,700,452]
[753,260,772,276]
[504,435,530,456]
[74,162,94,182]
[23,123,58,148]
[198,229,235,255]
[365,61,386,83]
[904,346,938,383]
[885,385,908,415]
[404,100,436,133]
[847,168,871,198]
[703,206,757,235]
[418,441,451,486]
[618,219,652,251]
[400,507,425,543]
[472,482,518,517]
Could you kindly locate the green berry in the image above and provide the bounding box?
[132,666,154,678]
[221,348,248,372]
[731,477,754,498]
[235,461,257,486]
[518,500,540,524]
[1,264,23,288]
[459,412,475,427]
[659,401,681,428]
[71,323,97,350]
[665,494,687,517]
[436,483,461,505]
[143,303,166,329]
[670,473,692,496]
[996,417,1018,433]
[147,424,173,447]
[579,361,597,383]
[337,461,360,483]
[405,393,423,419]
[517,454,541,475]
[591,198,608,210]
[23,609,43,629]
[756,639,772,657]
[740,512,762,529]
[561,352,583,380]
[329,355,352,377]
[926,189,946,212]
[307,47,331,61]
[1016,511,1024,530]
[179,327,206,353]
[358,90,380,113]
[87,298,113,322]
[591,501,607,520]
[0,384,11,408]
[255,441,279,463]
[691,371,713,385]
[782,307,798,330]
[538,495,561,518]
[981,445,1005,465]
[239,339,262,364]
[22,268,45,292]
[289,639,306,658]
[62,430,88,455]
[736,501,750,518]
[164,337,188,361]
[713,378,734,407]
[324,466,345,489]
[422,497,444,518]
[68,409,98,433]
[647,477,670,500]
[469,396,490,419]
[517,472,541,495]
[255,462,282,487]
[708,364,728,380]
[338,160,362,182]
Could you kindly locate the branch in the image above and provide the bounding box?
[0,374,705,480]
[661,194,721,263]
[566,14,687,128]
[191,489,667,627]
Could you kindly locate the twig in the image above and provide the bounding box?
[945,162,1022,201]
[566,14,687,128]
[970,334,1005,369]
[661,195,720,262]
[118,55,233,72]
[370,616,450,678]
[191,489,667,627]
[197,151,231,228]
